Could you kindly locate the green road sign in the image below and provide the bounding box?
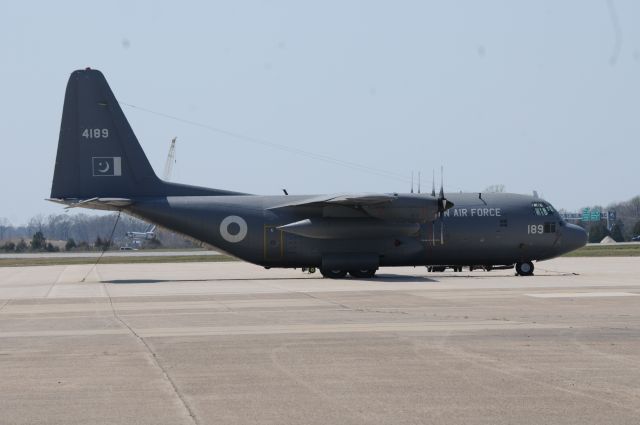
[582,208,590,221]
[590,210,601,221]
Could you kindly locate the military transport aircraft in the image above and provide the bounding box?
[48,69,587,278]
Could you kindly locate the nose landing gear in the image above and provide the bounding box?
[515,261,534,276]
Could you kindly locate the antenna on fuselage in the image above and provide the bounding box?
[418,171,421,194]
[410,171,414,193]
[431,169,436,197]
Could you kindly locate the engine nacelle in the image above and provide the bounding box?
[362,195,442,223]
[278,218,420,239]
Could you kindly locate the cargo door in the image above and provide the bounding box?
[264,225,283,260]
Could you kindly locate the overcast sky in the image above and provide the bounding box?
[1,1,639,224]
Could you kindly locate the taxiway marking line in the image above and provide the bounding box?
[526,292,639,298]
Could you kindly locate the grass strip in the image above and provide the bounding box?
[0,254,238,267]
[563,244,640,257]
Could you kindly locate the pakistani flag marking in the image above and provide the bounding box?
[92,157,122,176]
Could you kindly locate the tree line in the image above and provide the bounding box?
[579,195,640,243]
[0,213,199,252]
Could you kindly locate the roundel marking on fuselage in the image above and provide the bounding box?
[219,215,248,243]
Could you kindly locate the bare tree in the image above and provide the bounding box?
[27,215,45,235]
[0,217,10,241]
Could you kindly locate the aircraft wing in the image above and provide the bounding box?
[47,197,133,211]
[270,192,451,223]
[268,193,396,210]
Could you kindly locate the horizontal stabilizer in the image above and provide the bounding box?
[47,197,133,211]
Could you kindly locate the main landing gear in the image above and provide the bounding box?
[515,261,534,276]
[348,269,377,278]
[319,268,377,279]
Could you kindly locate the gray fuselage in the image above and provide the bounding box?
[126,191,587,269]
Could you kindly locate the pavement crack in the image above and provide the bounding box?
[43,266,67,298]
[0,298,11,312]
[260,280,354,310]
[353,308,409,315]
[102,282,199,425]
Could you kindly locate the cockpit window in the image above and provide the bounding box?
[532,202,555,216]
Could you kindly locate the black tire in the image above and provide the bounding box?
[515,261,534,276]
[349,269,377,278]
[320,268,347,279]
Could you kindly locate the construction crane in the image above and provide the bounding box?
[163,137,177,181]
[120,137,176,249]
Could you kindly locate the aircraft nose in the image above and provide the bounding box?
[563,223,588,252]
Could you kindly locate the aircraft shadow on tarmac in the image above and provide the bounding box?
[363,274,436,282]
[103,274,437,284]
[103,277,319,284]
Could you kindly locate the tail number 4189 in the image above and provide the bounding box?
[82,128,109,139]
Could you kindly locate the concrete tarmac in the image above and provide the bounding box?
[0,258,639,424]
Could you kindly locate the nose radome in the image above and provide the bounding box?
[564,223,588,251]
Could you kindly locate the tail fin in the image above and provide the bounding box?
[51,68,242,200]
[51,68,164,199]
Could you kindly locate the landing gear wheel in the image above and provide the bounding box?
[349,269,377,278]
[320,268,347,279]
[515,261,534,276]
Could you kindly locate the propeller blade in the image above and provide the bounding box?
[436,166,454,216]
[439,166,444,200]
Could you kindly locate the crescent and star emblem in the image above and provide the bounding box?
[97,161,110,173]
